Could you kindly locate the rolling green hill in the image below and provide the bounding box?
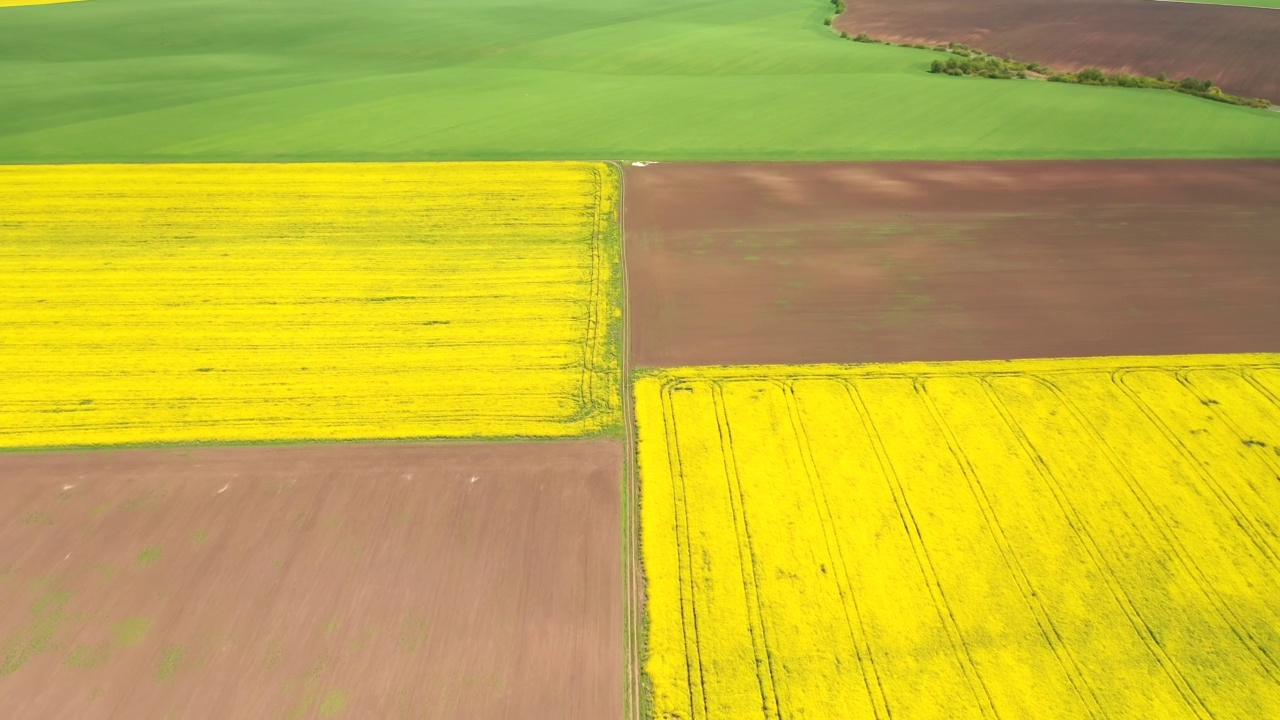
[1,0,1278,161]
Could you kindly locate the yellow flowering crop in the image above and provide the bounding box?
[0,162,620,448]
[637,354,1280,719]
[0,0,85,7]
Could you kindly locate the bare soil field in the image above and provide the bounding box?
[0,441,620,720]
[835,0,1280,102]
[626,161,1280,367]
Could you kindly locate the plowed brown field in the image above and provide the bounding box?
[835,0,1280,102]
[0,441,620,720]
[626,161,1280,367]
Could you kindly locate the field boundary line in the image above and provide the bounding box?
[574,161,622,432]
[641,355,1280,384]
[615,160,648,720]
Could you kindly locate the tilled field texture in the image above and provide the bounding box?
[0,162,621,449]
[626,161,1280,367]
[0,440,621,719]
[836,0,1280,102]
[636,354,1280,719]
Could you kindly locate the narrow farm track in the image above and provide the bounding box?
[615,161,646,720]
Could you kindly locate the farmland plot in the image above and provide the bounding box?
[0,440,621,719]
[637,354,1280,719]
[3,0,1280,162]
[625,161,1280,368]
[0,162,620,448]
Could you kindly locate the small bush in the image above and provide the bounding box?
[929,56,1017,79]
[1077,67,1106,84]
[1179,77,1213,93]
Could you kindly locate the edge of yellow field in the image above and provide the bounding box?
[0,0,86,7]
[636,352,1280,383]
[0,159,606,174]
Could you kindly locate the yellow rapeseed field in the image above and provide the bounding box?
[0,162,620,448]
[637,354,1280,719]
[0,0,85,7]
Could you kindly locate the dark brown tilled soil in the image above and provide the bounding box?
[626,161,1280,367]
[836,0,1280,102]
[0,441,620,720]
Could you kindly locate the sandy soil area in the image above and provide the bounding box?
[626,161,1280,367]
[836,0,1280,102]
[0,441,620,719]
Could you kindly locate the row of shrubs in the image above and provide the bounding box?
[928,44,1058,78]
[931,56,1026,80]
[1047,68,1270,108]
[822,0,845,26]
[927,44,1270,109]
[824,2,1270,109]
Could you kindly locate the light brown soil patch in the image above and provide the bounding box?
[835,0,1280,102]
[626,161,1280,367]
[0,440,620,719]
